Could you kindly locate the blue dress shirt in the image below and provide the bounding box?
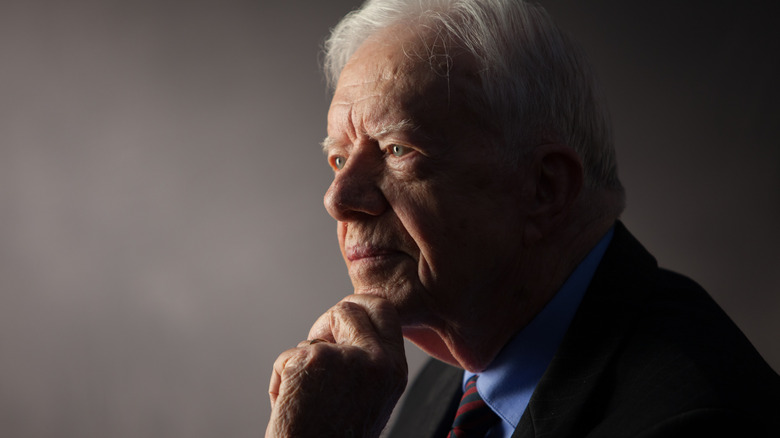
[462,227,614,438]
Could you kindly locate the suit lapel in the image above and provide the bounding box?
[513,222,658,438]
[386,358,463,438]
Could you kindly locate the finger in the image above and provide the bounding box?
[268,366,280,407]
[308,295,404,352]
[307,300,373,348]
[326,301,402,354]
[341,294,403,344]
[268,347,308,407]
[330,300,376,348]
[308,311,338,344]
[295,338,329,348]
[308,295,402,344]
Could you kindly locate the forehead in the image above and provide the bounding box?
[327,27,482,145]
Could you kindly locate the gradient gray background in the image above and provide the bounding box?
[1,1,777,436]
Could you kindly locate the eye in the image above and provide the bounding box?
[332,155,346,170]
[390,144,411,157]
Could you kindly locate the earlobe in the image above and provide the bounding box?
[522,143,584,242]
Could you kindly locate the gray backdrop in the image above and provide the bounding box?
[1,1,777,437]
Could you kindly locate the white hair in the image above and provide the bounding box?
[324,0,624,194]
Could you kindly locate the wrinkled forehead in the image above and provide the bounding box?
[329,25,486,144]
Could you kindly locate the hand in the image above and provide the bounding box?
[266,294,408,437]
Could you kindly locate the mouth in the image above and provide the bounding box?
[345,245,404,262]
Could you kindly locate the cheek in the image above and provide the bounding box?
[389,189,455,283]
[384,180,437,234]
[401,180,514,261]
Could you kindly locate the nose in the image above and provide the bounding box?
[324,152,388,221]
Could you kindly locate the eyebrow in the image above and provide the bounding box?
[321,119,418,154]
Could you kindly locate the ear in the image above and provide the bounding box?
[522,143,584,243]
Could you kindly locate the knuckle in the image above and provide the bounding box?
[279,348,310,374]
[335,300,363,316]
[279,346,338,383]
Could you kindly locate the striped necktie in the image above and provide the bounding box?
[447,375,500,438]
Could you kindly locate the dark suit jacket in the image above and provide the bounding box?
[387,222,780,437]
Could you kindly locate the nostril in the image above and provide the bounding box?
[324,174,388,220]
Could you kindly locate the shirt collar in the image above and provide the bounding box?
[463,226,614,428]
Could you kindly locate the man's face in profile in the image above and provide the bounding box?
[322,30,530,338]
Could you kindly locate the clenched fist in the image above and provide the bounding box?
[266,294,408,437]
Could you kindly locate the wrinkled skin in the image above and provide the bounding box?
[267,25,550,437]
[266,295,407,437]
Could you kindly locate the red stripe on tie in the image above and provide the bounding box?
[446,376,500,438]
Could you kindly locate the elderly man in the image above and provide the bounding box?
[266,1,780,436]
